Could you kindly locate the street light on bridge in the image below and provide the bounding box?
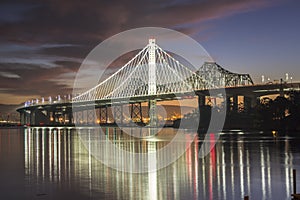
[262,75,265,84]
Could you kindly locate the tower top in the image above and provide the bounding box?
[149,38,156,45]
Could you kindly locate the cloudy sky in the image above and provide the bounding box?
[0,0,300,106]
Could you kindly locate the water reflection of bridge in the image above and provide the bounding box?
[23,127,296,199]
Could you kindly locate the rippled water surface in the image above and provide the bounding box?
[0,127,300,199]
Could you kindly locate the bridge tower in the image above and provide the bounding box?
[148,38,157,126]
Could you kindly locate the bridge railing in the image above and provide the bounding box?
[23,95,73,108]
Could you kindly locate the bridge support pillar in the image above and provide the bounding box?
[197,94,206,107]
[130,102,143,124]
[52,111,57,124]
[20,112,25,125]
[25,112,30,125]
[30,110,35,125]
[148,100,157,126]
[197,94,211,130]
[47,110,53,125]
[113,105,123,124]
[46,109,50,124]
[87,109,95,125]
[100,106,108,124]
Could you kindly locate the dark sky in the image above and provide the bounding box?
[0,0,299,105]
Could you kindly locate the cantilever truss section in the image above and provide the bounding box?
[196,62,254,88]
[73,41,253,102]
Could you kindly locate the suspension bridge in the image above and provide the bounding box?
[17,39,299,126]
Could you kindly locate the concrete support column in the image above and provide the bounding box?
[48,110,53,125]
[30,110,35,125]
[25,112,30,125]
[20,112,25,125]
[46,109,50,123]
[197,94,206,124]
[197,94,211,129]
[148,100,156,126]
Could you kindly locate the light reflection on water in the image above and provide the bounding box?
[1,127,300,199]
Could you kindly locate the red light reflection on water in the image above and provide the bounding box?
[209,133,217,200]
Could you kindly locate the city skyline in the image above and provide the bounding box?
[0,0,300,106]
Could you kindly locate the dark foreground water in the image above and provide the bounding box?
[0,127,300,200]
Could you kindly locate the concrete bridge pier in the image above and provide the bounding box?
[46,109,51,124]
[24,108,50,125]
[197,94,212,129]
[20,110,31,125]
[23,111,30,125]
[30,110,35,125]
[20,111,26,125]
[148,100,157,126]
